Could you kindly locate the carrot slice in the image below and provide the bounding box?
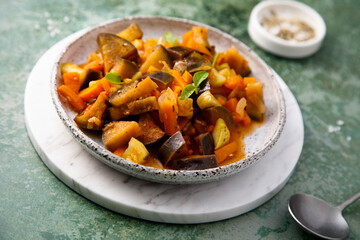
[78,78,110,102]
[147,65,160,73]
[181,30,193,47]
[241,111,252,127]
[186,38,212,56]
[57,85,86,112]
[182,70,193,84]
[243,77,256,85]
[63,72,80,93]
[214,141,238,164]
[224,98,238,113]
[158,88,179,136]
[191,27,210,47]
[114,145,128,157]
[224,75,243,90]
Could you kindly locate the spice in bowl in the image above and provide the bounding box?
[248,0,326,58]
[261,10,315,42]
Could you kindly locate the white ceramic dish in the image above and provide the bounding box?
[51,16,286,184]
[248,0,326,58]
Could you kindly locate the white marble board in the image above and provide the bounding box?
[24,30,304,224]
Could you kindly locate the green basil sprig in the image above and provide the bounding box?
[180,71,209,100]
[212,53,219,68]
[105,72,123,84]
[164,31,180,45]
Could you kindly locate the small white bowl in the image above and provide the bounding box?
[248,0,326,58]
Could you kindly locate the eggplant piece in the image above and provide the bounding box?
[138,113,166,145]
[108,96,159,121]
[74,92,108,130]
[109,77,158,107]
[139,45,172,74]
[198,80,211,95]
[185,51,212,73]
[109,80,137,105]
[172,155,218,170]
[83,69,103,89]
[202,106,235,130]
[157,131,188,166]
[198,132,214,155]
[190,80,211,100]
[167,46,192,60]
[193,118,208,135]
[111,58,139,79]
[97,33,138,73]
[142,71,174,91]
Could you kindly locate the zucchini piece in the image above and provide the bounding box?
[246,102,264,121]
[122,137,149,164]
[208,68,227,87]
[196,90,221,109]
[212,118,230,150]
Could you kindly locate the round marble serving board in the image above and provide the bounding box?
[24,30,304,224]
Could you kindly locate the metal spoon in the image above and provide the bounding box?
[288,191,360,239]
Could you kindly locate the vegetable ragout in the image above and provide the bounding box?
[57,23,266,170]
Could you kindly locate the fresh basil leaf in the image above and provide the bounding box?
[105,72,122,84]
[180,84,196,100]
[193,71,209,87]
[173,36,181,45]
[212,53,219,68]
[164,32,173,43]
[164,32,180,45]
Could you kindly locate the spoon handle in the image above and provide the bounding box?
[337,191,360,211]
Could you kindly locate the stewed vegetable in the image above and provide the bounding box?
[57,23,266,170]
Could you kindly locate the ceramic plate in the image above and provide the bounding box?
[51,16,286,184]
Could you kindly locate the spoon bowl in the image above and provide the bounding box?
[288,193,349,239]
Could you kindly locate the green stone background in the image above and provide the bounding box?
[1,0,359,239]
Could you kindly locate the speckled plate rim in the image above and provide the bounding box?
[50,16,286,184]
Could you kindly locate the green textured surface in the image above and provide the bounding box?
[1,0,359,239]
